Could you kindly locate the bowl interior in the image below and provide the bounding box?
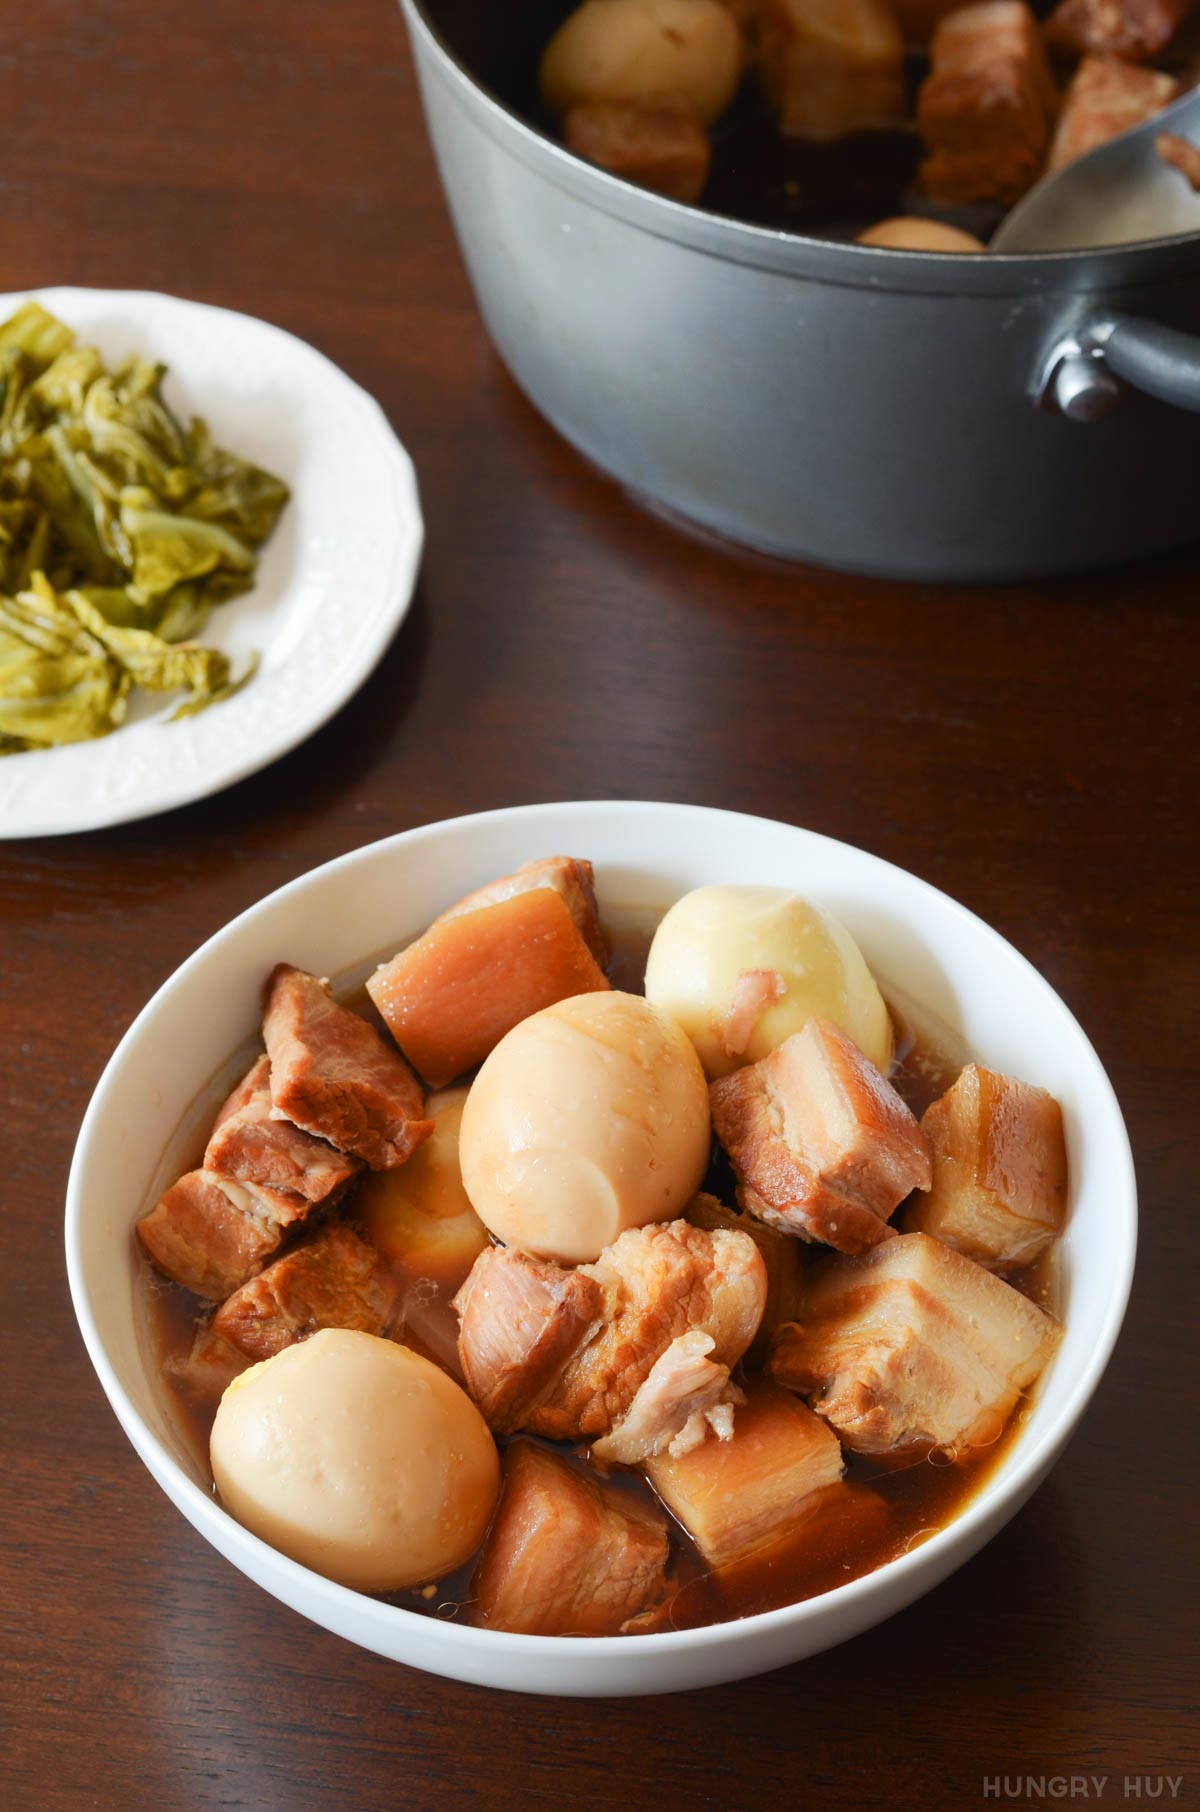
[67,801,1135,1683]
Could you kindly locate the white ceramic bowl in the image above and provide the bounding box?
[66,802,1136,1696]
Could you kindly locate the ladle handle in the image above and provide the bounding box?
[1040,313,1200,421]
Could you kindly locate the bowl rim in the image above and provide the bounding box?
[398,0,1200,291]
[65,798,1138,1661]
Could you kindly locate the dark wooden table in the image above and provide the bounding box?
[3,2,1197,1807]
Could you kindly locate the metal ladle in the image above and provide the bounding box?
[993,89,1200,420]
[994,85,1200,253]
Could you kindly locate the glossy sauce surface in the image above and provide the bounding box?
[144,911,1054,1635]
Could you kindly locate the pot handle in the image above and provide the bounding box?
[1037,311,1200,422]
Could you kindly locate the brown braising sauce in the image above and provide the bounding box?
[145,910,1054,1635]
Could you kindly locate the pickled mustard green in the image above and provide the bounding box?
[0,302,287,752]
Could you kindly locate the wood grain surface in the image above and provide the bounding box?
[1,3,1196,1808]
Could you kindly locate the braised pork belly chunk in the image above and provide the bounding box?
[137,1169,294,1300]
[1044,0,1198,60]
[263,964,433,1170]
[455,1219,765,1445]
[646,1383,846,1567]
[709,1018,931,1253]
[367,857,611,1088]
[918,2,1057,206]
[139,1042,371,1302]
[770,1231,1061,1455]
[565,102,713,205]
[757,0,906,141]
[1048,54,1178,170]
[472,1440,670,1635]
[151,1070,433,1404]
[530,1219,766,1443]
[453,1244,604,1434]
[212,1223,399,1363]
[904,1065,1068,1271]
[204,1055,362,1202]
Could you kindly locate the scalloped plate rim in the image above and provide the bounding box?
[0,286,423,838]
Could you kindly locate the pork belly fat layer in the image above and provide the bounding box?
[136,1169,286,1301]
[776,1019,932,1207]
[770,1231,1062,1454]
[709,1019,931,1253]
[527,1219,767,1442]
[212,1223,399,1363]
[565,102,712,204]
[646,1383,845,1567]
[918,2,1057,206]
[453,1243,604,1433]
[1048,54,1177,169]
[432,855,607,964]
[367,886,611,1089]
[757,0,906,141]
[263,964,433,1170]
[472,1441,670,1635]
[1045,0,1197,60]
[205,1054,361,1204]
[904,1065,1068,1272]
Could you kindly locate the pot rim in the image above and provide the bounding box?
[400,0,1200,296]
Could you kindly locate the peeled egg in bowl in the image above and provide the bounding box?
[644,882,893,1079]
[210,1330,499,1593]
[459,990,711,1264]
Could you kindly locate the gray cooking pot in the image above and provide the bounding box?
[400,0,1200,579]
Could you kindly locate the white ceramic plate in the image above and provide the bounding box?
[0,287,423,837]
[66,802,1137,1696]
